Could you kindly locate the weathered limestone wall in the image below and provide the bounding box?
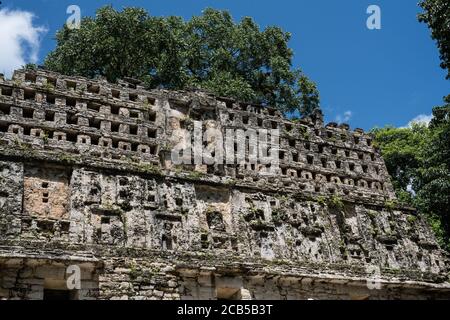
[0,68,449,300]
[1,163,445,271]
[2,247,449,300]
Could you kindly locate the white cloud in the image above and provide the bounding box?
[335,110,352,124]
[403,114,433,128]
[0,9,47,78]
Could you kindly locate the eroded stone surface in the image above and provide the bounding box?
[23,166,70,219]
[0,68,449,300]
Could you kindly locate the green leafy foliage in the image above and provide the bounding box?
[328,195,344,211]
[419,0,450,79]
[372,124,429,200]
[373,103,450,250]
[410,1,450,248]
[45,6,320,115]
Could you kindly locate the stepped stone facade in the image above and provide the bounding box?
[0,68,449,300]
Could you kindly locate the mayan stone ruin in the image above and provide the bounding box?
[0,68,449,300]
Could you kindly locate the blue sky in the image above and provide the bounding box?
[0,0,448,130]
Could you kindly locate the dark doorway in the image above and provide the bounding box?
[43,289,75,300]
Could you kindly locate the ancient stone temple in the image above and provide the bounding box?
[0,68,449,300]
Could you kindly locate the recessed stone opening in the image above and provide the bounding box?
[89,118,101,129]
[46,77,57,87]
[0,123,8,132]
[162,234,173,250]
[111,122,120,132]
[66,97,76,107]
[0,103,11,115]
[147,97,155,105]
[216,287,243,300]
[45,110,55,122]
[87,103,101,112]
[23,108,34,119]
[66,132,77,142]
[147,128,157,138]
[25,73,37,83]
[46,94,56,104]
[66,80,77,90]
[87,84,100,94]
[289,139,295,147]
[24,89,36,101]
[111,105,120,115]
[257,118,263,126]
[66,112,78,125]
[148,111,156,122]
[130,110,139,118]
[285,123,292,131]
[129,125,138,135]
[129,93,138,102]
[43,289,77,301]
[111,89,120,98]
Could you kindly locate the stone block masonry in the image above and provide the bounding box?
[0,68,449,300]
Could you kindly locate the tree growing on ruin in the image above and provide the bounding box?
[44,6,320,116]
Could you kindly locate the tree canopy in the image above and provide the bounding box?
[419,0,450,79]
[44,6,320,115]
[372,1,450,250]
[372,103,450,250]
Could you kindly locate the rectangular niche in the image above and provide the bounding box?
[23,166,71,219]
[195,185,232,246]
[90,202,126,246]
[195,185,230,204]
